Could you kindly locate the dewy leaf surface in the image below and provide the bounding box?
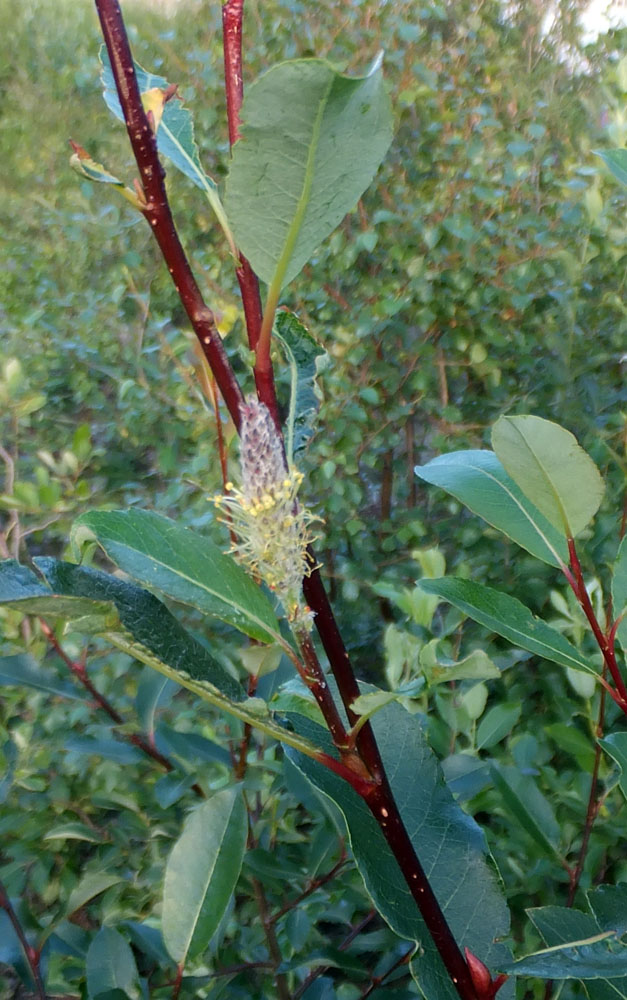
[162,787,247,964]
[286,703,512,1000]
[224,57,393,289]
[491,415,604,538]
[274,310,330,462]
[71,509,280,643]
[420,577,598,678]
[415,450,568,567]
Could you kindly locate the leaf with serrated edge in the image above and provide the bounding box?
[99,48,233,248]
[286,701,512,1000]
[491,415,604,538]
[71,509,280,644]
[420,577,598,678]
[415,450,568,568]
[31,558,325,763]
[224,57,393,290]
[274,310,330,463]
[163,788,247,964]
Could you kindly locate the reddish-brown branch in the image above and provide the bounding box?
[95,0,244,428]
[222,0,281,426]
[252,877,290,1000]
[566,538,627,708]
[567,680,607,907]
[362,781,479,1000]
[0,880,46,1000]
[39,619,205,797]
[269,845,348,925]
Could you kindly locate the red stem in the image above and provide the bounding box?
[95,0,244,429]
[566,538,627,708]
[222,0,281,427]
[0,881,46,1000]
[39,619,205,797]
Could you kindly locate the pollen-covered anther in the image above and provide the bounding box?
[211,396,321,631]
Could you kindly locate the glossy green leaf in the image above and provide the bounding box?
[0,558,117,632]
[505,928,627,978]
[286,702,512,1000]
[415,450,568,567]
[588,884,627,937]
[0,653,81,700]
[491,415,604,538]
[599,733,627,800]
[490,764,563,861]
[274,310,330,462]
[162,786,247,964]
[612,537,627,653]
[595,148,627,187]
[30,559,325,773]
[86,926,140,1000]
[420,577,598,678]
[224,57,393,290]
[71,509,280,643]
[100,49,232,246]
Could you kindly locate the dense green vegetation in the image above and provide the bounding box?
[0,0,626,998]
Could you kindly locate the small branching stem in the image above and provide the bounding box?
[95,0,244,428]
[39,618,205,797]
[566,539,627,709]
[221,0,281,427]
[0,880,46,1000]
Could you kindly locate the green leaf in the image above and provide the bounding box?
[599,733,627,800]
[419,642,501,686]
[588,884,627,937]
[274,310,330,462]
[491,415,604,538]
[99,48,233,248]
[71,509,281,643]
[69,141,142,209]
[224,57,393,290]
[29,558,326,766]
[415,450,568,567]
[544,723,596,771]
[162,787,247,964]
[286,702,511,1000]
[476,703,521,749]
[67,872,125,917]
[0,653,82,700]
[612,537,627,653]
[420,577,598,678]
[595,148,627,187]
[86,926,140,1000]
[0,559,117,632]
[44,823,104,843]
[505,929,627,979]
[490,764,563,861]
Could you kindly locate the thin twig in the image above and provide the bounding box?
[0,879,47,1000]
[252,877,290,1000]
[39,619,205,798]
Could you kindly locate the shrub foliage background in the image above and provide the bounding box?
[0,0,626,997]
